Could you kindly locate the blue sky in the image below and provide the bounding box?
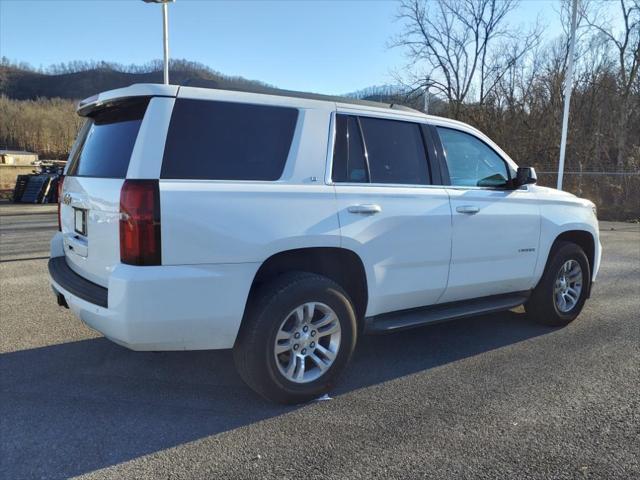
[0,0,613,95]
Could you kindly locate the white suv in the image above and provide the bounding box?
[50,83,602,403]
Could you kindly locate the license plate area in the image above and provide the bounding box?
[74,208,87,236]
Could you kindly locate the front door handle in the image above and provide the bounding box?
[348,204,382,215]
[456,205,480,214]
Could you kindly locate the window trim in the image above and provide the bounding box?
[433,125,515,190]
[421,124,444,185]
[64,119,92,177]
[354,116,372,183]
[326,111,441,188]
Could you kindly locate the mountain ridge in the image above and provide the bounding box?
[0,59,423,109]
[0,59,286,100]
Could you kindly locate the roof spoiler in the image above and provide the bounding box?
[77,84,179,116]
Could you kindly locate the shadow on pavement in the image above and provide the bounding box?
[0,309,551,478]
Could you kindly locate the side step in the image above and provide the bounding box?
[364,291,531,335]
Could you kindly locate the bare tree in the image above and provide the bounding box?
[583,0,640,168]
[392,0,541,117]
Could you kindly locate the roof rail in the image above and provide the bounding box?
[182,83,422,113]
[389,104,421,113]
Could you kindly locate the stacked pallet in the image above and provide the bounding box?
[12,174,61,204]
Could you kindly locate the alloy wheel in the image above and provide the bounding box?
[274,302,341,383]
[554,259,583,313]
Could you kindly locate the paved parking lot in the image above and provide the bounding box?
[1,202,639,479]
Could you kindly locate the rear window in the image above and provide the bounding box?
[161,99,298,181]
[67,99,149,178]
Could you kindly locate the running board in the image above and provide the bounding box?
[363,291,531,335]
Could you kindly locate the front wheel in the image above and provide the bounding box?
[525,241,591,326]
[233,272,357,404]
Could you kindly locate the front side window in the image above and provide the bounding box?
[437,127,510,187]
[162,99,298,180]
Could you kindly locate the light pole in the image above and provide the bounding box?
[423,86,430,115]
[143,0,174,85]
[423,78,432,115]
[557,0,579,190]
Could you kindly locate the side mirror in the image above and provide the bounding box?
[515,167,537,187]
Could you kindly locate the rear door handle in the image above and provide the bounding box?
[348,204,382,215]
[456,205,480,214]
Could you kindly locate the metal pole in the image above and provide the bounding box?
[162,2,169,84]
[423,86,429,114]
[557,0,578,190]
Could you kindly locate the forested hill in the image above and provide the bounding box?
[0,59,282,100]
[1,59,406,163]
[0,59,291,163]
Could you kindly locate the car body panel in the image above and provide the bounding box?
[440,186,541,303]
[126,97,175,179]
[334,184,452,317]
[60,176,123,287]
[160,182,342,265]
[51,233,258,350]
[531,186,601,283]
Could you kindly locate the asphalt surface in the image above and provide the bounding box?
[1,202,639,479]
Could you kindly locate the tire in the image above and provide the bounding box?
[233,272,358,404]
[525,241,591,326]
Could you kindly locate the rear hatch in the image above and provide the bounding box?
[60,98,149,287]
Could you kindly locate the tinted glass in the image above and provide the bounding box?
[437,127,509,187]
[332,114,368,183]
[359,117,430,185]
[67,99,148,178]
[161,99,298,180]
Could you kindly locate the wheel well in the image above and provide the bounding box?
[553,230,595,274]
[248,247,368,323]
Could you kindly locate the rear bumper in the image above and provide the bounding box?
[49,256,108,308]
[49,234,259,351]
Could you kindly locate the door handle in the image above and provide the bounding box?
[348,204,382,215]
[456,205,480,214]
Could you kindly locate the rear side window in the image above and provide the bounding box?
[332,115,430,185]
[359,117,430,185]
[332,114,368,183]
[67,99,149,178]
[161,99,298,180]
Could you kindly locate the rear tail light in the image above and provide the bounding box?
[57,175,65,231]
[119,179,161,266]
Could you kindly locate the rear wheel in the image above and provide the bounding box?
[525,241,591,326]
[233,272,357,404]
